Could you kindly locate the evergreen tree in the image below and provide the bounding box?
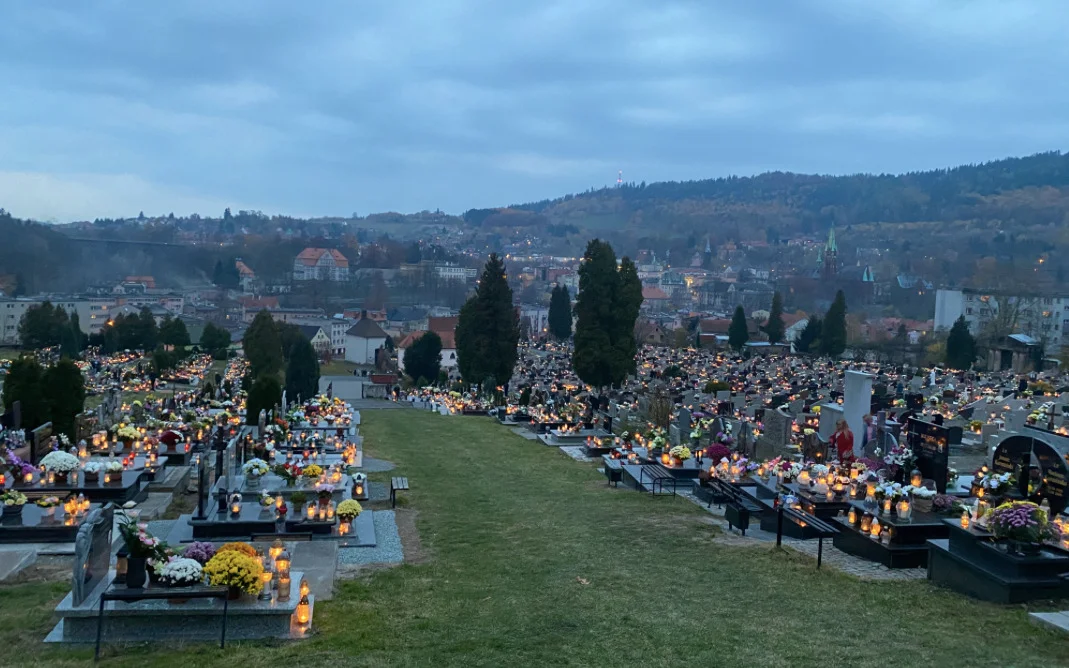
[572,240,643,388]
[763,292,786,344]
[136,307,159,350]
[403,331,442,384]
[3,356,45,429]
[572,240,618,387]
[152,346,179,373]
[945,315,977,370]
[158,316,191,348]
[821,290,848,357]
[278,323,304,363]
[200,323,232,359]
[612,257,643,381]
[728,305,749,351]
[43,358,85,441]
[548,285,572,340]
[454,254,519,386]
[212,257,240,289]
[244,310,284,377]
[245,374,282,426]
[285,335,321,403]
[796,316,823,354]
[19,301,71,350]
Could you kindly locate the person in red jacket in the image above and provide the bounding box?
[830,419,855,464]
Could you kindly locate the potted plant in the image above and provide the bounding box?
[290,491,308,507]
[986,501,1053,555]
[302,464,324,481]
[105,460,123,483]
[158,557,204,602]
[36,496,61,517]
[1,490,28,518]
[668,445,692,468]
[204,550,263,600]
[40,451,79,484]
[337,499,363,523]
[315,483,335,506]
[242,458,270,490]
[181,541,216,565]
[82,461,103,482]
[116,425,140,448]
[906,485,937,513]
[117,513,164,588]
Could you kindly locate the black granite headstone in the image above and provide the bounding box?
[908,419,950,493]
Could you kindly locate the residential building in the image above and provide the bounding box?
[297,324,332,358]
[344,317,388,365]
[434,264,477,281]
[235,259,257,292]
[934,288,1068,354]
[293,248,350,282]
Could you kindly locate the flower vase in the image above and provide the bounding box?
[227,586,243,601]
[53,472,68,485]
[245,474,261,491]
[913,497,933,513]
[126,557,148,589]
[671,457,683,468]
[84,472,99,482]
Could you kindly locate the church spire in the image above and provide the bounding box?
[826,224,837,253]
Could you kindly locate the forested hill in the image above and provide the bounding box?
[503,151,1069,237]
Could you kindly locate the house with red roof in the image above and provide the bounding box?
[293,248,350,282]
[642,286,670,312]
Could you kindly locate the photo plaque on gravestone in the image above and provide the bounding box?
[908,419,950,493]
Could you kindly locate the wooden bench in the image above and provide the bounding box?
[638,464,680,496]
[95,584,228,660]
[390,477,409,508]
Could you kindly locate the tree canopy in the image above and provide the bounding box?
[945,315,977,370]
[572,239,643,387]
[212,258,241,289]
[548,285,572,340]
[795,316,823,354]
[246,374,282,426]
[200,323,232,359]
[158,315,191,348]
[455,254,519,387]
[763,292,785,344]
[285,335,321,402]
[403,331,443,385]
[18,302,82,355]
[244,310,284,378]
[821,290,848,357]
[3,356,45,429]
[728,306,749,351]
[43,358,85,440]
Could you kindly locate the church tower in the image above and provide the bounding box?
[822,225,838,279]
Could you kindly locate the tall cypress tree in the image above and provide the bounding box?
[728,305,749,351]
[244,310,284,378]
[573,240,618,388]
[3,356,45,429]
[945,315,977,370]
[548,285,572,340]
[572,240,643,388]
[43,358,85,440]
[821,290,848,357]
[285,335,321,402]
[454,254,519,386]
[796,315,822,354]
[764,292,785,344]
[612,257,643,382]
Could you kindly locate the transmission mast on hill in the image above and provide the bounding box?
[616,170,623,187]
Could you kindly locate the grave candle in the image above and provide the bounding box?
[47,471,55,484]
[278,576,291,602]
[960,509,970,529]
[882,498,892,514]
[870,517,881,538]
[306,503,316,520]
[23,472,33,484]
[103,473,111,485]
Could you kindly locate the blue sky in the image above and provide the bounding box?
[1,0,1067,222]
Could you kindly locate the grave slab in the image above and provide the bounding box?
[291,541,338,601]
[0,548,35,581]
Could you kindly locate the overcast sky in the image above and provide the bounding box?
[2,0,1067,222]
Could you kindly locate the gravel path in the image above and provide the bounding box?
[337,510,403,566]
[362,457,396,473]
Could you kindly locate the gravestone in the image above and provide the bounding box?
[908,420,950,493]
[31,422,53,465]
[669,425,681,446]
[732,395,746,411]
[677,407,691,432]
[72,505,114,606]
[981,423,1001,448]
[258,409,267,435]
[1031,435,1069,515]
[843,371,873,456]
[788,398,805,415]
[818,404,844,441]
[762,410,792,448]
[716,391,731,401]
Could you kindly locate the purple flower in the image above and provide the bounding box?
[182,541,216,565]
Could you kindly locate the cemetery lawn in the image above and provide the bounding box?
[3,412,1067,667]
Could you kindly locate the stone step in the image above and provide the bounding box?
[0,548,36,581]
[1030,611,1069,634]
[147,466,192,493]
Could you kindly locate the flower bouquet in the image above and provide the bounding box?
[668,445,692,466]
[273,463,302,486]
[216,541,257,558]
[904,484,936,512]
[36,496,61,516]
[204,550,263,598]
[182,541,216,565]
[974,470,1013,497]
[82,461,103,481]
[116,425,140,445]
[302,464,324,480]
[40,451,79,482]
[337,499,363,522]
[1,490,28,516]
[986,501,1053,554]
[117,512,166,588]
[315,482,335,504]
[157,557,204,590]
